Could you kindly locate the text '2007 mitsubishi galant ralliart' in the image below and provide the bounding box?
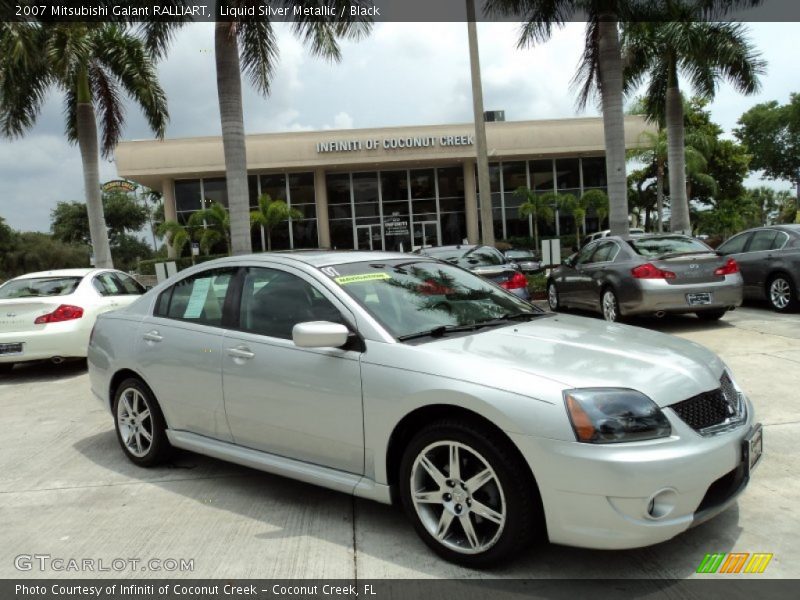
[88,251,762,567]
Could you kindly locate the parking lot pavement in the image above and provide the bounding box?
[0,305,798,579]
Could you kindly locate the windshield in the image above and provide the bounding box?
[506,250,536,259]
[325,260,536,340]
[629,237,712,258]
[0,276,82,299]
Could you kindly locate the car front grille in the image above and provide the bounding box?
[670,373,744,433]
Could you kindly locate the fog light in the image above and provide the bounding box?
[645,489,678,519]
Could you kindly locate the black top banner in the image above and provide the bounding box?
[4,0,800,23]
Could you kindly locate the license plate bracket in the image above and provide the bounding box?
[743,423,763,475]
[0,342,23,355]
[686,292,713,306]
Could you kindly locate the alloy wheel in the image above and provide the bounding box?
[602,290,618,322]
[116,387,154,458]
[547,283,559,311]
[409,441,506,555]
[770,277,791,310]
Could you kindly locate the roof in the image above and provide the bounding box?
[212,250,427,269]
[11,268,102,280]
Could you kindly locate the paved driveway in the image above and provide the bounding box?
[0,306,797,579]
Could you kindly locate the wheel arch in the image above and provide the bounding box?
[385,404,541,505]
[108,368,166,425]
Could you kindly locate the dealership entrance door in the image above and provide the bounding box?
[356,224,382,250]
[412,221,439,250]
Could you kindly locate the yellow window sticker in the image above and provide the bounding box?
[334,273,391,285]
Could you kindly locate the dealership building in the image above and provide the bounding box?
[115,115,649,254]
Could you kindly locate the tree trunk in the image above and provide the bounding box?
[267,228,272,252]
[597,19,629,238]
[533,218,539,254]
[665,64,690,234]
[215,22,252,256]
[656,156,665,233]
[75,94,113,269]
[466,0,494,246]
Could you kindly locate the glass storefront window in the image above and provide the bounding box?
[381,170,409,201]
[248,175,259,208]
[502,162,527,195]
[288,172,315,205]
[326,173,351,205]
[556,158,580,192]
[330,220,354,250]
[175,180,201,213]
[293,220,318,249]
[410,169,435,199]
[582,156,607,189]
[352,172,379,204]
[260,173,287,202]
[437,167,464,198]
[202,177,228,208]
[529,160,555,193]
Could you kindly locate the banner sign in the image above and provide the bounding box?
[101,180,138,193]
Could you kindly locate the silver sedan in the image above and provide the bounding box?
[88,251,761,567]
[548,234,744,322]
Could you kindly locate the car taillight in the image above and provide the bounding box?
[631,263,676,280]
[501,272,528,290]
[714,258,739,276]
[34,305,84,324]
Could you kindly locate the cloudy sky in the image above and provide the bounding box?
[0,20,796,234]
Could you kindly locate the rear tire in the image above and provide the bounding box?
[398,418,542,568]
[767,274,798,313]
[601,288,621,322]
[696,309,726,321]
[113,378,171,467]
[547,281,561,312]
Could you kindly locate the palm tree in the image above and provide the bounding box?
[142,5,371,257]
[0,23,168,269]
[250,194,303,252]
[156,220,195,264]
[485,0,648,238]
[514,187,555,251]
[622,17,765,234]
[541,192,584,248]
[581,188,610,231]
[188,202,231,255]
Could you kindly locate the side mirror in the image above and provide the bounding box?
[292,321,350,349]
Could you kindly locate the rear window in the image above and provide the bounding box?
[629,237,712,258]
[0,276,82,299]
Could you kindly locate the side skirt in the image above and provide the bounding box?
[166,430,392,504]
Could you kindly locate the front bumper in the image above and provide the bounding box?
[622,276,743,316]
[0,323,90,363]
[508,397,756,550]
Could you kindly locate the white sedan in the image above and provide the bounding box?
[0,268,145,372]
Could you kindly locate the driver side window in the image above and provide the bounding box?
[575,243,597,265]
[239,268,344,340]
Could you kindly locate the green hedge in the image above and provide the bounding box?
[136,253,228,276]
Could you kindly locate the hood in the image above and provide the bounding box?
[417,313,724,408]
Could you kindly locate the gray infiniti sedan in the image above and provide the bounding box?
[716,224,800,312]
[88,251,761,567]
[547,234,743,322]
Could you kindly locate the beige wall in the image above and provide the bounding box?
[115,116,652,190]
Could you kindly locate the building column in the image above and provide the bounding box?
[314,168,330,248]
[161,178,177,259]
[463,161,479,244]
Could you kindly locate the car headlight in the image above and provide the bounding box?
[563,388,671,443]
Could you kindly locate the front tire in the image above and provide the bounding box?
[398,419,542,568]
[767,275,798,313]
[113,378,171,467]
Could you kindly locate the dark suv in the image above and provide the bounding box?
[716,224,800,312]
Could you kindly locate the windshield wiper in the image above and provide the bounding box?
[397,323,490,342]
[497,311,547,321]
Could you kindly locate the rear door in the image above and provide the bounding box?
[136,266,237,441]
[717,231,754,289]
[735,229,784,296]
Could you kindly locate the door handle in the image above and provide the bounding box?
[227,346,255,360]
[143,330,163,343]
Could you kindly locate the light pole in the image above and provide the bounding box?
[466,0,494,246]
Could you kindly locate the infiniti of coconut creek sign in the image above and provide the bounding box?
[316,134,475,153]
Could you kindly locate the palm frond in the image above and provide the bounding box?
[287,1,372,62]
[238,19,278,96]
[89,62,124,158]
[571,18,600,111]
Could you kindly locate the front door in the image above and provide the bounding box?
[412,221,439,250]
[222,265,365,475]
[356,224,382,251]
